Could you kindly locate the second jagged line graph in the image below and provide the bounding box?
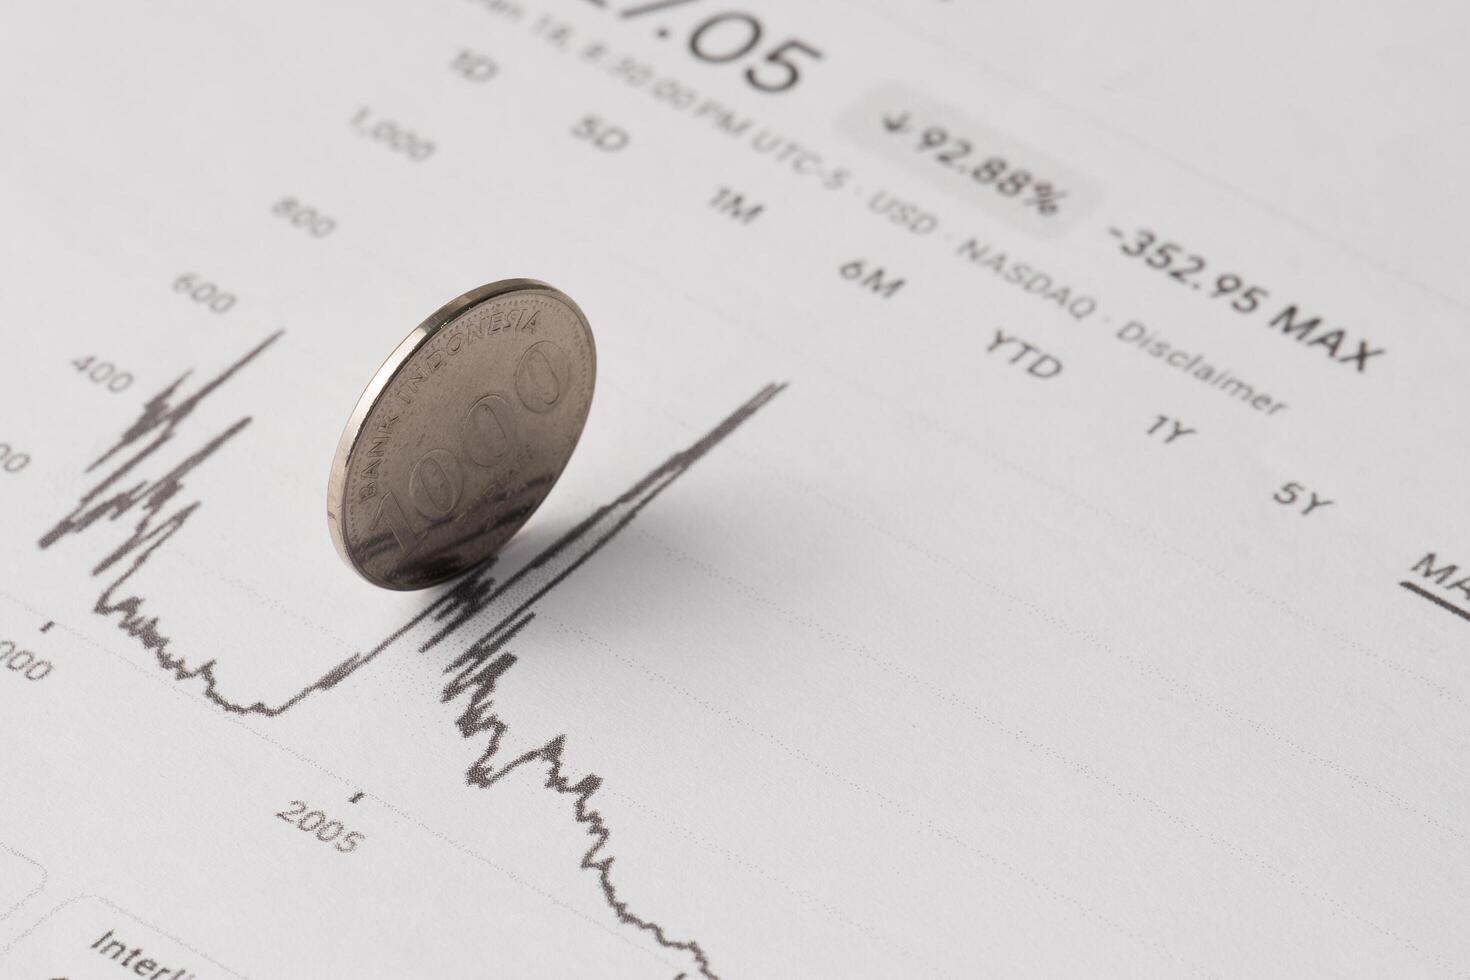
[38,330,786,980]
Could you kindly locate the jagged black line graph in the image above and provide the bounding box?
[39,332,786,980]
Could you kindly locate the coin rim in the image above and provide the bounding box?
[325,278,596,590]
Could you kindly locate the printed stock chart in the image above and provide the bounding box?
[2,1,1468,977]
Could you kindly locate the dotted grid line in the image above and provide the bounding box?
[60,0,1460,732]
[620,529,1465,978]
[908,416,1470,713]
[158,550,367,656]
[16,485,980,972]
[14,299,1460,976]
[22,455,1461,980]
[645,250,1470,720]
[581,362,1470,973]
[110,543,450,706]
[0,588,678,976]
[610,270,1470,827]
[3,380,1075,975]
[601,787,960,980]
[535,616,1221,980]
[3,567,967,977]
[0,586,975,980]
[16,422,1453,974]
[111,333,1457,971]
[0,894,250,978]
[191,171,1470,725]
[0,844,46,925]
[698,440,1470,850]
[258,14,1467,793]
[28,12,1460,972]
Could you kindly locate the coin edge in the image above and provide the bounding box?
[325,278,596,590]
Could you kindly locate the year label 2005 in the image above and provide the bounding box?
[274,800,365,853]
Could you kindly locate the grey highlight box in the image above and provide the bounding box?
[838,82,1104,238]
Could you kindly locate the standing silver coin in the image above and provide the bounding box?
[327,279,595,590]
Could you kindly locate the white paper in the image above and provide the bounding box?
[2,2,1467,977]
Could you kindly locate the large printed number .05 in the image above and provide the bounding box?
[370,340,571,561]
[683,13,821,94]
[745,39,820,93]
